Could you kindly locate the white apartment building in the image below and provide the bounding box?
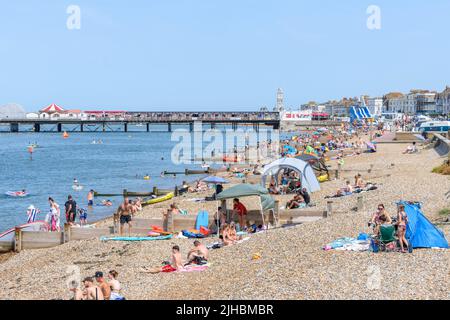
[365,97,383,117]
[386,91,437,114]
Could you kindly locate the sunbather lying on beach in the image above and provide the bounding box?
[337,180,353,197]
[188,180,208,193]
[403,142,417,154]
[186,240,209,265]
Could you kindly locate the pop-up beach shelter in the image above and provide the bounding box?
[398,201,449,249]
[261,157,321,193]
[296,154,329,176]
[216,184,276,230]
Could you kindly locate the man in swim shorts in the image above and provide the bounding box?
[65,195,77,225]
[117,196,133,235]
[187,240,209,265]
[87,190,94,206]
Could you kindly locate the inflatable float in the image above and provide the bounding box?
[100,234,173,242]
[142,192,174,206]
[5,191,28,197]
[317,174,329,183]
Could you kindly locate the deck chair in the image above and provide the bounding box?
[378,225,397,252]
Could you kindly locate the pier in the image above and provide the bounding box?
[0,111,280,133]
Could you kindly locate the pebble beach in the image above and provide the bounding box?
[0,138,449,300]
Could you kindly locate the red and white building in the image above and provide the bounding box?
[38,104,82,120]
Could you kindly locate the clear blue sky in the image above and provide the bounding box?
[1,0,449,111]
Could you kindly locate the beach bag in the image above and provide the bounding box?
[110,292,126,301]
[199,226,210,236]
[357,233,368,241]
[182,230,205,238]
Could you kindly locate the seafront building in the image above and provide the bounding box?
[436,86,450,115]
[383,90,438,114]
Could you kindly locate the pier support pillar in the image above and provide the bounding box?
[168,123,172,132]
[146,123,150,132]
[210,123,216,129]
[189,122,193,132]
[124,123,128,132]
[102,123,106,132]
[80,123,84,132]
[57,123,62,132]
[33,123,40,132]
[10,123,19,133]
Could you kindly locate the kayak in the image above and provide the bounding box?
[142,192,174,207]
[5,191,28,197]
[100,234,173,242]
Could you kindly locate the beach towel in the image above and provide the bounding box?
[182,230,205,238]
[323,237,370,252]
[178,264,210,273]
[26,208,39,223]
[100,234,173,241]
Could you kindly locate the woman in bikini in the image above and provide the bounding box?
[228,222,238,242]
[370,204,392,234]
[221,224,233,246]
[396,205,409,253]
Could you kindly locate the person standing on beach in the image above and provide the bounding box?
[396,205,409,253]
[65,195,77,225]
[47,197,61,232]
[232,198,248,230]
[117,196,133,236]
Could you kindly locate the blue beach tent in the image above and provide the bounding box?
[349,106,373,124]
[398,201,449,249]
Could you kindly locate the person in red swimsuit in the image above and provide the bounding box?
[232,198,248,230]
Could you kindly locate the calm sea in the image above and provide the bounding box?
[0,123,270,232]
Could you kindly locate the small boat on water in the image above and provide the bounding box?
[0,221,48,252]
[419,121,450,133]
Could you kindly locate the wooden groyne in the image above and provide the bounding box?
[4,199,352,253]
